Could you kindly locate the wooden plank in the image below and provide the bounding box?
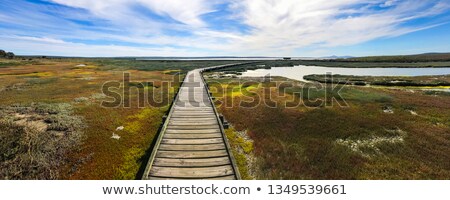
[169,118,216,122]
[170,115,216,119]
[174,105,212,108]
[153,157,230,167]
[168,120,217,124]
[150,165,234,178]
[204,175,236,180]
[174,105,211,108]
[179,87,206,90]
[170,113,215,116]
[172,110,213,113]
[176,101,211,105]
[177,99,210,101]
[177,97,209,99]
[179,96,209,99]
[173,108,213,111]
[178,90,207,92]
[161,138,224,145]
[174,103,210,106]
[171,112,214,115]
[167,125,220,130]
[172,112,215,115]
[171,112,214,116]
[173,110,214,112]
[156,150,228,159]
[165,129,221,134]
[169,119,217,122]
[171,114,215,117]
[148,175,236,180]
[177,96,209,98]
[174,103,210,105]
[175,103,212,107]
[168,121,218,126]
[178,94,208,96]
[172,112,214,115]
[159,143,226,151]
[164,133,222,139]
[181,83,203,87]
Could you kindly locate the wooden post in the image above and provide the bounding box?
[223,120,229,129]
[219,115,225,124]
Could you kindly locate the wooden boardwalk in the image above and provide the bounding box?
[142,65,241,180]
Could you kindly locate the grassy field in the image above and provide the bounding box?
[2,56,450,180]
[12,57,242,72]
[0,57,238,180]
[206,76,450,180]
[89,59,241,72]
[345,53,450,62]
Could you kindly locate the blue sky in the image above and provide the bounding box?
[1,0,450,57]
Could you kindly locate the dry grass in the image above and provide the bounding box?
[0,103,84,180]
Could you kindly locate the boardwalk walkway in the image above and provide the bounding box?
[142,65,241,180]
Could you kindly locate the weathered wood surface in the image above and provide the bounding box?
[143,67,240,180]
[150,165,234,178]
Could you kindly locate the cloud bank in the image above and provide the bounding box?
[0,0,449,56]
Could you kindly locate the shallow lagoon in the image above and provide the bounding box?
[240,65,450,82]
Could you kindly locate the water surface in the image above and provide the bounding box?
[240,65,450,82]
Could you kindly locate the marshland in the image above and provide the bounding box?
[1,54,450,180]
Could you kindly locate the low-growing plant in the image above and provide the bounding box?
[0,103,85,180]
[26,78,58,85]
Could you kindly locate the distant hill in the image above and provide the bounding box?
[322,55,354,59]
[343,53,450,62]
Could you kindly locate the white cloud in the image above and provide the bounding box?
[381,0,397,8]
[5,35,66,44]
[137,0,215,26]
[2,0,449,56]
[227,0,450,54]
[0,35,209,57]
[49,0,215,27]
